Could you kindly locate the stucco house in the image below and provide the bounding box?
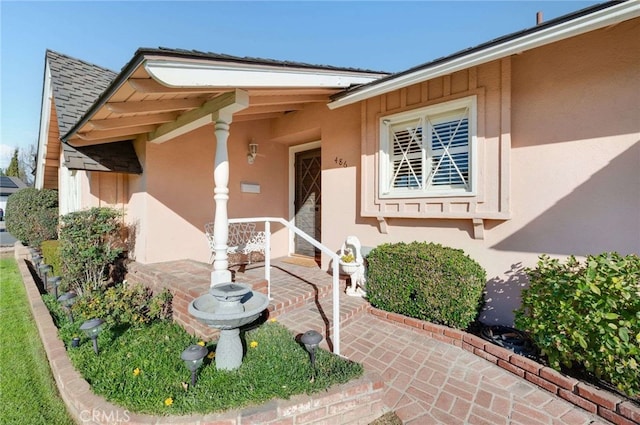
[35,1,640,325]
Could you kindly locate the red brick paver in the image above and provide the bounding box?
[261,261,613,425]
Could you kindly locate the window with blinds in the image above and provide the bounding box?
[380,96,476,197]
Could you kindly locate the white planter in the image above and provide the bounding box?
[339,261,360,276]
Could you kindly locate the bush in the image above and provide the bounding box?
[71,282,172,327]
[41,240,61,277]
[59,207,124,296]
[366,242,486,329]
[5,187,58,246]
[515,253,640,396]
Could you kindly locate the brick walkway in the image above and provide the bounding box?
[245,260,611,425]
[130,258,616,425]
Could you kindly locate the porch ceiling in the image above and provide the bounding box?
[65,51,386,148]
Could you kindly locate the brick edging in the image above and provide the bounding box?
[15,244,385,425]
[367,306,640,425]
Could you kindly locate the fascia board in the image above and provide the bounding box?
[328,2,640,110]
[35,61,53,189]
[144,60,383,88]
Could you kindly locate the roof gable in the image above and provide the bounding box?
[46,50,117,135]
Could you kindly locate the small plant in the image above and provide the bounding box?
[72,282,172,327]
[340,252,355,263]
[515,253,640,397]
[59,207,124,296]
[5,187,58,246]
[366,242,486,329]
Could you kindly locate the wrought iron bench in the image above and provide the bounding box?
[204,222,266,265]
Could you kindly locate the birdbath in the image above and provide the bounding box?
[188,282,269,370]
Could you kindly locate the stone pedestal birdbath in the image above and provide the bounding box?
[188,282,269,370]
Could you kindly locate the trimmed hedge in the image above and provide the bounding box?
[366,242,486,329]
[515,253,640,397]
[5,187,58,246]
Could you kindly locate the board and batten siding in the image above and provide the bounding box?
[360,59,513,238]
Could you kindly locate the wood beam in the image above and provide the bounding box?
[149,89,249,144]
[88,112,178,130]
[232,112,284,122]
[128,78,224,94]
[106,98,204,114]
[67,135,136,147]
[76,124,157,142]
[236,103,304,116]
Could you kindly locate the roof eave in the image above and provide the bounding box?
[62,49,388,143]
[61,51,147,143]
[328,1,640,110]
[144,59,385,89]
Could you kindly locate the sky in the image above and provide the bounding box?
[0,0,601,170]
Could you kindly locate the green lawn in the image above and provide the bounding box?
[0,257,75,425]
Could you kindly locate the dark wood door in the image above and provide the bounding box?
[294,148,321,257]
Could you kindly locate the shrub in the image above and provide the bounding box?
[366,242,486,329]
[41,240,62,277]
[5,187,58,246]
[515,253,640,396]
[59,207,124,296]
[71,282,172,327]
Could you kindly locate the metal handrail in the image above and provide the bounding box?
[228,217,341,356]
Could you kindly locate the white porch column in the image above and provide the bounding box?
[211,119,232,286]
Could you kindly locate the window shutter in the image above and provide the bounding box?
[427,115,469,190]
[390,122,423,189]
[380,96,475,198]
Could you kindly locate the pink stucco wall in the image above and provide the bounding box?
[126,119,291,264]
[87,18,638,325]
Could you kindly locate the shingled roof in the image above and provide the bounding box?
[46,50,142,174]
[47,50,117,135]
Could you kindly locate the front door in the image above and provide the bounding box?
[294,148,321,258]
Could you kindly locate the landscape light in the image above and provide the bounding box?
[80,318,105,355]
[181,344,208,388]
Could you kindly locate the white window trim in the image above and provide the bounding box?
[379,95,477,198]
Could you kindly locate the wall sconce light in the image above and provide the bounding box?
[247,143,258,164]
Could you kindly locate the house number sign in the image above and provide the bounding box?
[334,157,348,167]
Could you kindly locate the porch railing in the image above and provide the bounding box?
[227,217,342,356]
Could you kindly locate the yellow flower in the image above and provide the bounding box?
[133,368,141,376]
[270,318,277,322]
[197,341,205,346]
[250,341,258,349]
[207,351,215,359]
[164,397,173,406]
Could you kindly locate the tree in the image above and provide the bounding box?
[19,144,37,186]
[5,149,20,177]
[1,145,36,186]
